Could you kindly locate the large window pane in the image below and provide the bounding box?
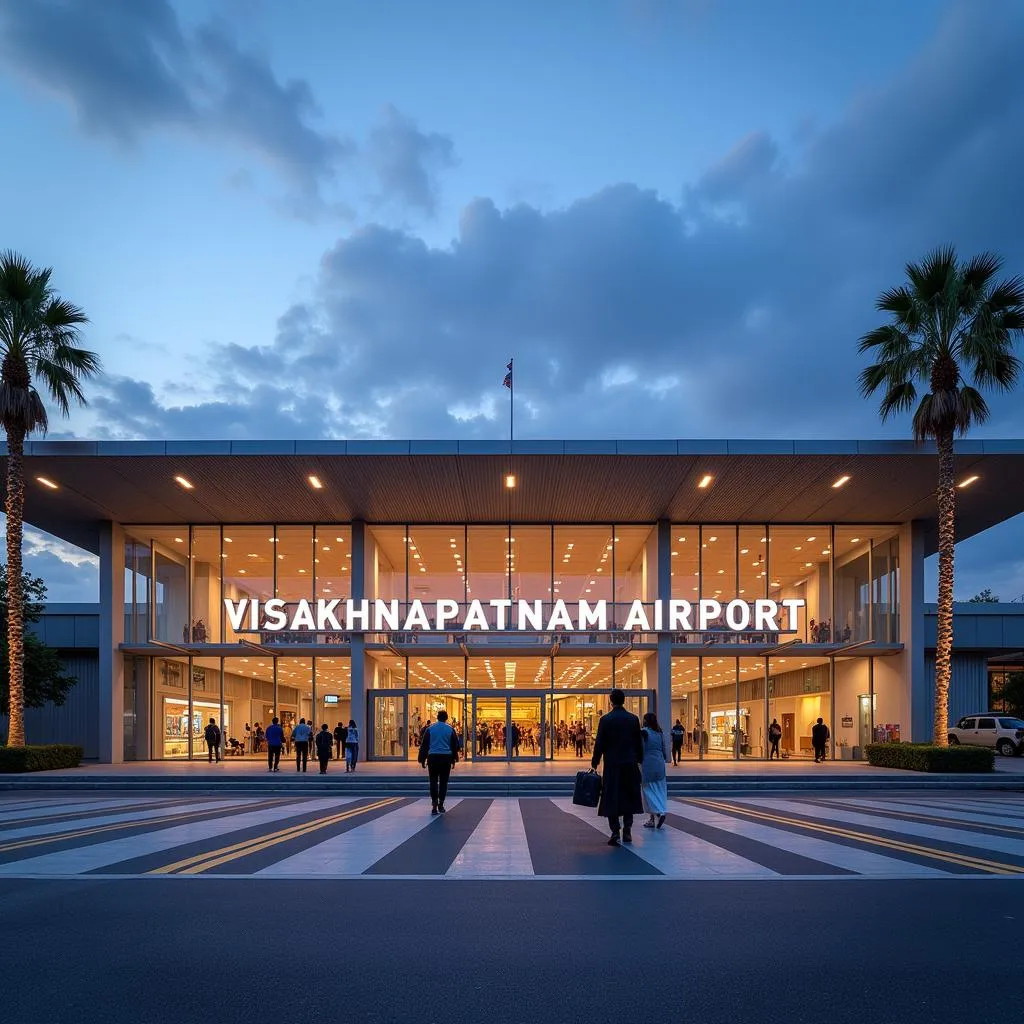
[834,527,870,644]
[316,656,352,735]
[767,526,829,641]
[703,656,737,758]
[766,654,831,759]
[407,526,466,610]
[467,526,509,607]
[223,527,274,643]
[614,525,656,608]
[700,527,736,638]
[511,526,551,604]
[367,526,406,602]
[146,528,189,643]
[273,527,313,646]
[871,532,900,643]
[315,526,352,603]
[554,527,614,615]
[191,527,221,643]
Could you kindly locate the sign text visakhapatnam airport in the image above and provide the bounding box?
[224,597,805,633]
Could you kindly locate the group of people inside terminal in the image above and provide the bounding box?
[202,715,361,773]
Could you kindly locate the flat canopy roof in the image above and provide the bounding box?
[5,438,1024,555]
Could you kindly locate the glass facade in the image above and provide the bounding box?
[121,520,902,760]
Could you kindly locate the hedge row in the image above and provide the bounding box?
[0,744,83,773]
[865,742,994,773]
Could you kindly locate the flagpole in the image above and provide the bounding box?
[509,357,514,451]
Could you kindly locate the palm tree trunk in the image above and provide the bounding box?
[933,429,956,746]
[4,425,26,746]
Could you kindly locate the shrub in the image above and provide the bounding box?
[0,744,83,773]
[865,742,994,773]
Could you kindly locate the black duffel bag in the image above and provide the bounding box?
[572,768,602,808]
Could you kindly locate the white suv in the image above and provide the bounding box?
[948,714,1024,756]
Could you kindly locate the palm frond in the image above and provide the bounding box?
[905,246,957,303]
[878,381,917,421]
[953,385,990,434]
[0,381,48,433]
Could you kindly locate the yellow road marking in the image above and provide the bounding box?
[149,797,403,875]
[684,798,1024,876]
[0,799,289,855]
[818,801,1024,838]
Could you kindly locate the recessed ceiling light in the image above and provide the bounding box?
[698,474,713,488]
[36,476,58,490]
[174,537,184,543]
[505,474,516,489]
[851,537,860,543]
[958,475,980,489]
[308,475,323,489]
[832,475,850,488]
[174,475,193,490]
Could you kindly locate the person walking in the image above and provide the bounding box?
[265,716,284,772]
[283,720,293,756]
[670,719,685,765]
[418,709,461,814]
[812,717,830,763]
[203,717,221,763]
[640,712,670,829]
[574,724,586,758]
[293,717,312,772]
[768,718,783,760]
[315,723,334,774]
[590,689,644,846]
[334,721,347,761]
[344,719,360,772]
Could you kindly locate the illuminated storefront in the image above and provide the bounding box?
[12,437,1024,763]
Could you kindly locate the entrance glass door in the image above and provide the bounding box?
[471,695,545,761]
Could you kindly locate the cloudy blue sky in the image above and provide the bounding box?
[2,0,1024,602]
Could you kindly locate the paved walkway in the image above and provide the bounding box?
[34,756,1024,777]
[2,791,1024,879]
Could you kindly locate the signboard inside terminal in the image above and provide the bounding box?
[224,597,805,634]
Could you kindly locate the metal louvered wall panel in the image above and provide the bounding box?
[0,653,100,759]
[922,652,991,736]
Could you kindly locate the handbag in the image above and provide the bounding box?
[572,768,602,808]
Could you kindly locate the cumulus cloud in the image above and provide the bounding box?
[0,0,352,215]
[366,103,458,215]
[77,0,1024,448]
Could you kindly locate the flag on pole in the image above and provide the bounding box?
[503,360,513,389]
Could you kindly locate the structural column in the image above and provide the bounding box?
[904,520,927,741]
[98,521,125,763]
[656,519,673,722]
[350,520,367,733]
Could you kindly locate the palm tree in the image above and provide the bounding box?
[859,247,1024,745]
[0,252,100,747]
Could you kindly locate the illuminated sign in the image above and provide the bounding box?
[224,597,804,633]
[323,695,340,705]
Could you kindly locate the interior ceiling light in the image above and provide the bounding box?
[958,475,980,489]
[174,475,193,490]
[308,475,323,490]
[832,475,851,488]
[36,476,59,490]
[505,474,516,489]
[698,474,713,489]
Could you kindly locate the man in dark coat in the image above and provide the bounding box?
[811,717,830,763]
[590,689,644,845]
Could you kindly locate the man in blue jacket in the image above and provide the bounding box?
[418,709,461,814]
[264,717,284,772]
[292,717,313,772]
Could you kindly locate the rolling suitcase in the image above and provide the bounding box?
[572,768,602,808]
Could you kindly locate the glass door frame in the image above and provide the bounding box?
[368,692,408,761]
[470,692,546,762]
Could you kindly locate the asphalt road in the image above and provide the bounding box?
[2,875,1020,1024]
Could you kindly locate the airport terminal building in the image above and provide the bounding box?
[10,437,1024,765]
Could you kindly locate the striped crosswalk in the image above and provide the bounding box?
[2,793,1024,879]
